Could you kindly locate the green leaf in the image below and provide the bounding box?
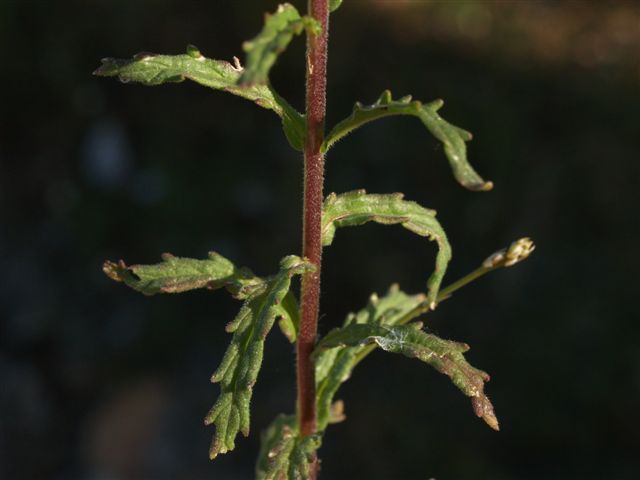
[314,285,426,430]
[104,251,299,343]
[102,251,262,298]
[323,90,493,192]
[255,414,321,480]
[93,47,305,150]
[205,256,313,459]
[277,291,300,343]
[240,3,319,86]
[330,0,344,12]
[316,322,499,431]
[321,190,451,306]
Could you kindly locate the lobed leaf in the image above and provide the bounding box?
[240,3,319,86]
[93,46,305,150]
[314,285,426,430]
[103,251,261,298]
[104,250,300,342]
[205,256,314,459]
[323,90,493,191]
[255,415,321,480]
[316,322,499,431]
[321,190,451,306]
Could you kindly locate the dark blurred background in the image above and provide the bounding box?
[2,0,639,479]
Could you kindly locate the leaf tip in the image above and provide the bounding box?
[208,438,225,460]
[431,98,445,111]
[378,90,392,105]
[93,58,116,76]
[102,259,125,282]
[472,395,500,431]
[186,44,204,60]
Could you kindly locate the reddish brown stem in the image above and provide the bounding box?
[297,0,329,449]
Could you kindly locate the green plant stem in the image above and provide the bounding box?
[298,0,329,450]
[351,263,498,368]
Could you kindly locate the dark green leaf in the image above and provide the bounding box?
[321,190,451,306]
[316,322,499,431]
[240,3,319,86]
[93,47,305,150]
[330,0,344,12]
[323,90,493,191]
[102,252,261,298]
[256,414,321,480]
[314,285,426,430]
[205,256,313,459]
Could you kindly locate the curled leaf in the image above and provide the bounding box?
[240,3,319,86]
[94,47,305,150]
[316,322,499,431]
[102,251,260,298]
[321,190,451,306]
[323,90,492,191]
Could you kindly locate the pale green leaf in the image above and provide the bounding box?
[240,3,319,86]
[330,0,344,12]
[256,414,321,480]
[314,285,425,430]
[205,256,313,459]
[93,47,305,150]
[316,322,499,431]
[102,251,261,298]
[323,90,493,191]
[321,190,451,306]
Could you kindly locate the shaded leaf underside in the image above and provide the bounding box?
[323,90,493,192]
[321,189,451,306]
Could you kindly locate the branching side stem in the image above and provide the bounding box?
[352,262,508,368]
[298,0,329,458]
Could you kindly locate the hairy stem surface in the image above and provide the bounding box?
[298,0,329,453]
